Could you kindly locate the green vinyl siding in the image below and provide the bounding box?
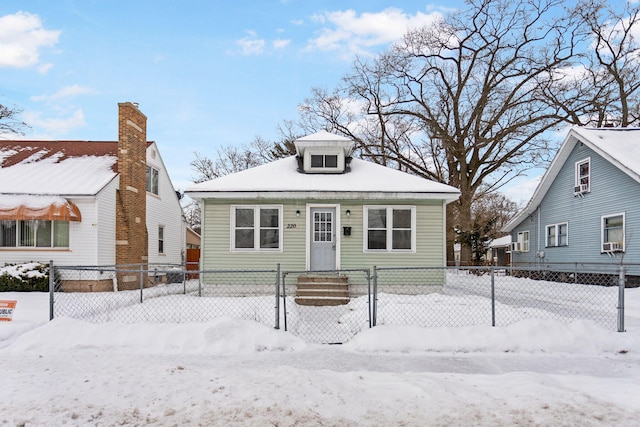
[201,198,447,271]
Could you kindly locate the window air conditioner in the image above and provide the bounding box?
[573,183,589,196]
[602,242,622,252]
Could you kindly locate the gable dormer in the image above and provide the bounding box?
[294,131,355,174]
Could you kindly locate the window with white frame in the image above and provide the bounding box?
[310,154,338,168]
[546,223,568,247]
[0,220,69,248]
[146,166,159,195]
[602,213,624,252]
[231,206,282,251]
[517,230,530,252]
[158,225,165,254]
[364,206,415,252]
[575,158,590,192]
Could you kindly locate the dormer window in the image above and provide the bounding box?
[294,131,355,174]
[311,154,338,169]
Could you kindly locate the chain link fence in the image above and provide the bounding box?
[52,264,280,328]
[281,269,371,344]
[374,264,627,331]
[48,262,630,343]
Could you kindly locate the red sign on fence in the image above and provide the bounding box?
[0,300,17,321]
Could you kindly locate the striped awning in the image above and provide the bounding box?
[0,195,82,221]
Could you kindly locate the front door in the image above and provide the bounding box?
[310,208,336,271]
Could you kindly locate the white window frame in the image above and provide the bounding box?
[303,149,345,173]
[545,222,568,247]
[363,206,416,253]
[601,212,625,253]
[146,165,159,195]
[575,157,590,192]
[230,205,283,252]
[0,219,69,249]
[517,230,530,252]
[158,225,165,254]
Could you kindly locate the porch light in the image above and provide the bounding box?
[296,210,300,217]
[346,209,351,217]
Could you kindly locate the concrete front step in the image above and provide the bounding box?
[295,275,350,306]
[294,296,351,306]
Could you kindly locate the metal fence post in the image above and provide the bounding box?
[282,273,288,332]
[366,268,372,328]
[372,266,378,327]
[618,265,625,332]
[490,267,496,327]
[275,264,280,330]
[49,260,54,321]
[139,264,144,304]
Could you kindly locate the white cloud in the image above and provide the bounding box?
[30,84,93,102]
[236,35,266,55]
[0,12,60,69]
[273,39,291,49]
[22,109,85,135]
[307,8,442,57]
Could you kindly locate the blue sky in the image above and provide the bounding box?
[5,0,551,199]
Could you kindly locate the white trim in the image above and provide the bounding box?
[545,222,568,247]
[305,203,341,271]
[574,157,591,193]
[601,212,625,253]
[516,230,530,252]
[303,149,345,173]
[229,205,283,252]
[187,191,460,202]
[363,205,416,253]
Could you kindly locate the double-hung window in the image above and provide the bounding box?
[232,205,282,251]
[0,220,69,248]
[364,206,415,252]
[602,213,624,252]
[575,158,590,193]
[546,223,568,247]
[517,230,530,252]
[146,166,159,195]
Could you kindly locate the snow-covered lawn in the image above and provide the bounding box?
[1,284,639,426]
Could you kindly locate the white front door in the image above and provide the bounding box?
[310,208,336,271]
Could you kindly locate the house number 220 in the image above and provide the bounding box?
[286,224,297,229]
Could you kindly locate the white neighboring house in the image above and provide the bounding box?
[0,103,185,291]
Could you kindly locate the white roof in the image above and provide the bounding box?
[295,130,352,142]
[489,235,512,248]
[504,126,640,231]
[187,156,460,201]
[0,152,117,196]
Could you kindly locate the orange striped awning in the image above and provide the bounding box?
[0,198,82,221]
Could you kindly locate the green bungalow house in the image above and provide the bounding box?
[186,131,460,301]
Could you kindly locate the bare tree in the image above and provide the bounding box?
[574,0,640,127]
[0,102,29,136]
[190,144,264,183]
[300,0,583,261]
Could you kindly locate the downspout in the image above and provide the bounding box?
[537,206,541,266]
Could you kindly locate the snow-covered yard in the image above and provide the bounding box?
[1,282,639,425]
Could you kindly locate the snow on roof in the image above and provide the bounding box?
[295,130,353,142]
[0,141,119,196]
[489,235,512,248]
[572,127,640,180]
[504,126,640,232]
[187,156,460,201]
[0,194,72,209]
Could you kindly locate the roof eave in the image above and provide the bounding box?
[186,190,460,202]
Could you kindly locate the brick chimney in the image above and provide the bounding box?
[115,102,148,281]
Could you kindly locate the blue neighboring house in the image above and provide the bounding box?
[503,127,640,277]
